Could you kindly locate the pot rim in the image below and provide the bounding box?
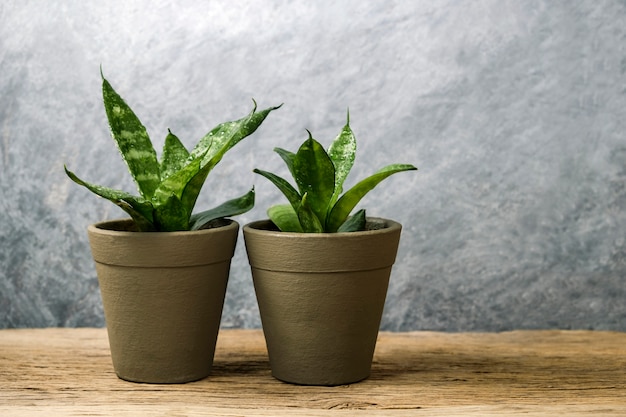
[87,218,240,267]
[243,217,401,239]
[243,217,402,272]
[89,218,238,237]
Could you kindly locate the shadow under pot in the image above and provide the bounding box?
[87,218,238,384]
[243,217,402,386]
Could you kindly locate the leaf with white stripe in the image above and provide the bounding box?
[102,76,160,199]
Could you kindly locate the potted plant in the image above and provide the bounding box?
[243,112,417,385]
[65,71,280,383]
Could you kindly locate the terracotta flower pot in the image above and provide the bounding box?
[87,218,238,383]
[243,217,402,386]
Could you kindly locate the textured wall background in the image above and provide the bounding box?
[1,1,625,331]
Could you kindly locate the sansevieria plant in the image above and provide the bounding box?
[253,112,417,233]
[65,72,281,232]
[244,111,417,386]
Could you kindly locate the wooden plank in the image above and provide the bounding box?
[0,329,625,416]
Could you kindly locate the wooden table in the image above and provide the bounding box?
[1,329,625,416]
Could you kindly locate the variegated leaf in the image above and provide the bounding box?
[101,76,160,199]
[160,129,190,180]
[327,112,356,206]
[153,193,189,232]
[181,102,281,215]
[152,157,203,206]
[190,102,282,167]
[64,166,155,231]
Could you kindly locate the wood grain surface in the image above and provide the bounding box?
[1,328,625,416]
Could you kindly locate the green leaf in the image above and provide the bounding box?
[297,193,324,233]
[153,193,190,232]
[253,168,301,209]
[180,102,281,216]
[292,134,335,226]
[273,147,297,180]
[191,102,283,169]
[189,187,255,230]
[152,157,203,206]
[179,155,214,215]
[101,76,160,199]
[326,163,417,232]
[64,166,155,231]
[160,129,190,180]
[267,204,303,232]
[327,112,356,206]
[337,208,366,232]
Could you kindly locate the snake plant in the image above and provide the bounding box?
[254,112,417,233]
[65,72,281,232]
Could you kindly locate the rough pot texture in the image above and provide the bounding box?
[87,219,238,384]
[243,218,402,386]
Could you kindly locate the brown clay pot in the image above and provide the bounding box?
[87,218,238,383]
[243,217,402,386]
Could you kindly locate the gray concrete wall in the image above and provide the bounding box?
[1,1,625,331]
